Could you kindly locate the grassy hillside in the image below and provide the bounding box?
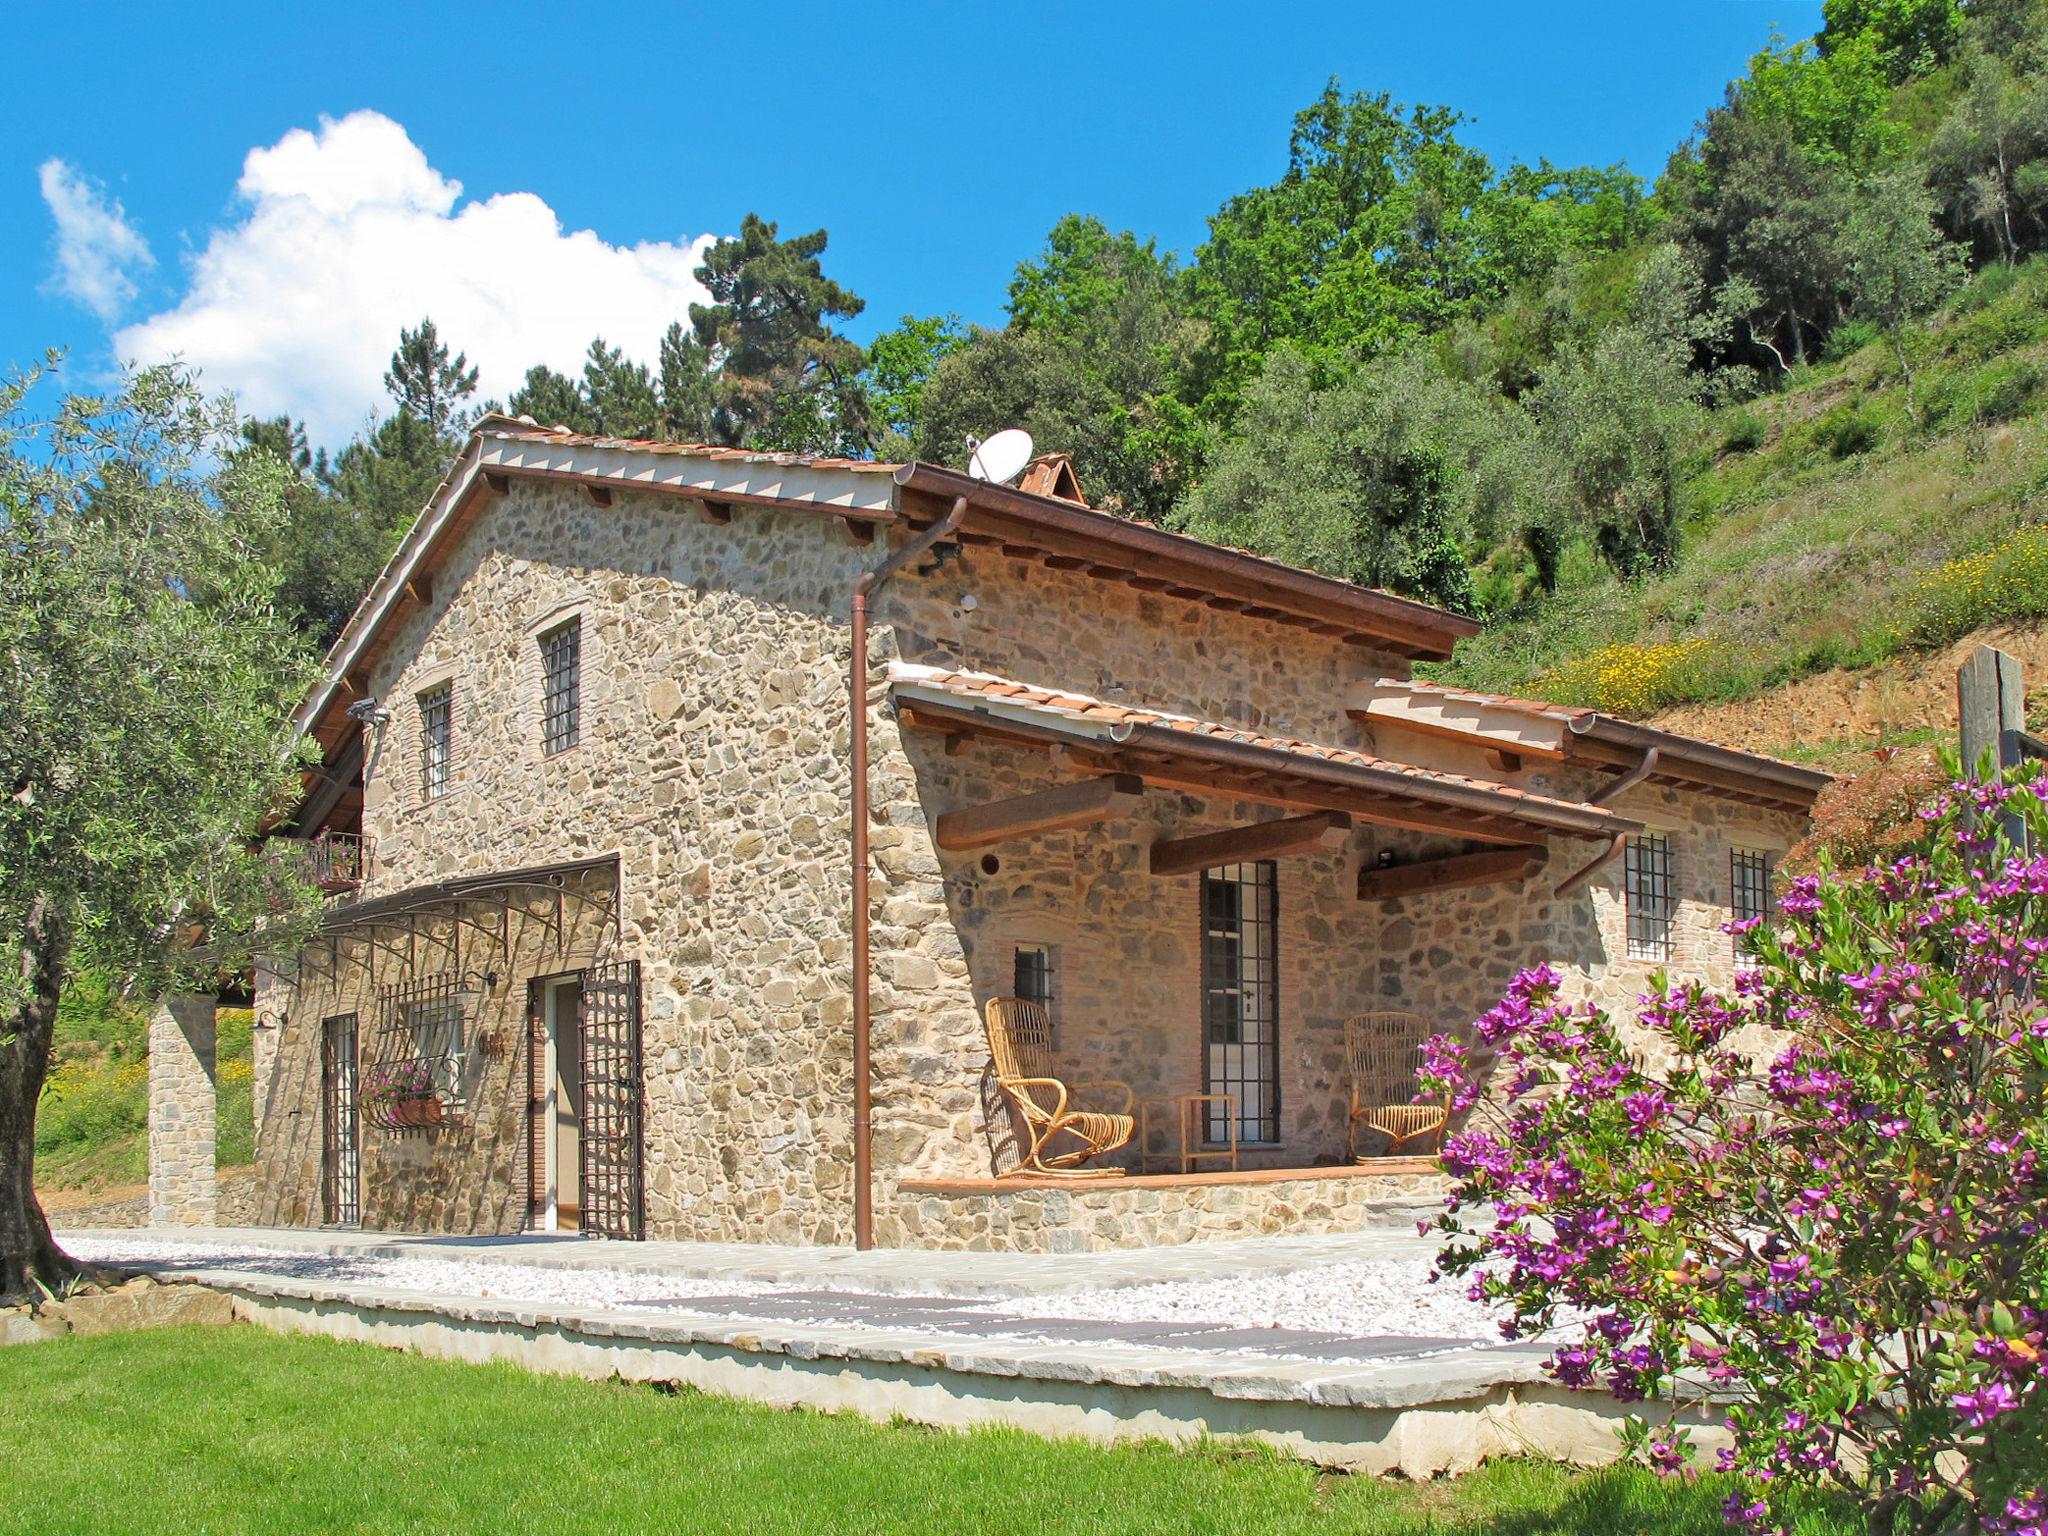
[35,974,253,1193]
[1438,258,2048,716]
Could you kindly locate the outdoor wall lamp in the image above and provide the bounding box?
[345,697,393,726]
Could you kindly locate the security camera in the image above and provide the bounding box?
[345,697,393,726]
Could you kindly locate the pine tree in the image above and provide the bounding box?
[381,318,479,435]
[657,322,715,442]
[688,213,870,450]
[580,339,661,438]
[507,365,593,433]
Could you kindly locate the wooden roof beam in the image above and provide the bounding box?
[1358,845,1549,902]
[934,773,1146,852]
[1150,811,1352,877]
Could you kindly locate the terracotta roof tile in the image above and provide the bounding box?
[478,417,899,474]
[889,665,1607,817]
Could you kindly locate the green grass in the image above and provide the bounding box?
[0,1327,1860,1536]
[35,979,253,1190]
[1442,258,2048,713]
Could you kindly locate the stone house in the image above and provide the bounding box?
[146,417,1825,1252]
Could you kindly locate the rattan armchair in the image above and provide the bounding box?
[1345,1010,1450,1160]
[984,997,1135,1177]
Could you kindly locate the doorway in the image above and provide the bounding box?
[542,975,584,1232]
[320,1013,360,1227]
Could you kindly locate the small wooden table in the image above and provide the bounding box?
[1139,1093,1239,1174]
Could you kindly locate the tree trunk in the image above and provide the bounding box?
[1892,331,1919,424]
[0,895,75,1302]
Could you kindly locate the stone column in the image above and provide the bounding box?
[148,991,217,1227]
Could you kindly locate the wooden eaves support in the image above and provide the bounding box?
[1150,811,1352,877]
[1357,845,1549,902]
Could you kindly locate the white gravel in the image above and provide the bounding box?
[56,1234,1533,1349]
[985,1257,1512,1342]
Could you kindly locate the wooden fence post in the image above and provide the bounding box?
[1957,644,2024,781]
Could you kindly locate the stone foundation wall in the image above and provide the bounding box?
[882,1169,1449,1253]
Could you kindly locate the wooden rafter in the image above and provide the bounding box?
[934,774,1145,852]
[1149,811,1352,877]
[1358,844,1549,902]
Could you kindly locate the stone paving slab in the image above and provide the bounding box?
[57,1223,1445,1298]
[125,1261,1555,1413]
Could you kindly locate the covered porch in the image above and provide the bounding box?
[878,665,1638,1250]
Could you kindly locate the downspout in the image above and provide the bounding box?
[849,490,970,1251]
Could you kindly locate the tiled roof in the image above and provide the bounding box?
[478,417,897,474]
[888,664,1617,821]
[1368,676,1595,727]
[1375,677,1818,777]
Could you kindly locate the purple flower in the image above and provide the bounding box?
[1953,1381,2020,1427]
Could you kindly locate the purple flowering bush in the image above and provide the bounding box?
[1425,765,2048,1536]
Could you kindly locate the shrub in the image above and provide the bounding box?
[1903,525,2048,645]
[1785,747,1948,873]
[1535,639,1711,716]
[1971,359,2045,426]
[1816,402,1884,458]
[1720,411,1768,455]
[1426,763,2048,1536]
[1823,319,1883,363]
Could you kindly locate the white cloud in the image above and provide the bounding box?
[39,159,155,321]
[114,111,716,446]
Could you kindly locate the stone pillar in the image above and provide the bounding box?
[148,992,217,1227]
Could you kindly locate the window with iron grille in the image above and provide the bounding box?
[1731,847,1774,967]
[541,619,581,755]
[1202,861,1280,1144]
[1013,944,1056,1028]
[397,991,464,1100]
[419,682,452,800]
[1626,833,1676,962]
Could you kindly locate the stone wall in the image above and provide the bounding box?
[884,1168,1448,1254]
[261,480,872,1243]
[147,993,216,1227]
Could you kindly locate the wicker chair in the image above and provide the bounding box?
[1345,1011,1450,1160]
[984,997,1135,1177]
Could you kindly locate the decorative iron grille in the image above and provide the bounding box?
[308,832,371,893]
[419,683,452,800]
[578,958,644,1240]
[1731,847,1774,967]
[321,1013,361,1226]
[366,972,464,1132]
[1202,861,1280,1145]
[1626,833,1676,962]
[1012,944,1055,1031]
[541,619,581,755]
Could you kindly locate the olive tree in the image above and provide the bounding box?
[0,363,319,1300]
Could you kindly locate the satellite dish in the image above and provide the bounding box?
[967,428,1034,486]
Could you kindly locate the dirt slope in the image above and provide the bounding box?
[1650,623,2048,762]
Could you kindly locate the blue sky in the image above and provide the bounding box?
[5,1,1821,447]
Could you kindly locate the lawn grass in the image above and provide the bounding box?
[0,1326,1861,1536]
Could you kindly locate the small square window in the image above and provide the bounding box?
[1731,848,1774,967]
[419,683,452,801]
[1626,833,1675,962]
[541,619,581,755]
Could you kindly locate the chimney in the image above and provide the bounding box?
[1016,453,1087,505]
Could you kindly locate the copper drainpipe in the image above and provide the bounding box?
[849,489,970,1250]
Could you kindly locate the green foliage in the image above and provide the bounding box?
[688,212,869,452]
[1819,0,1965,82]
[1817,399,1886,456]
[1926,46,2048,264]
[579,339,660,438]
[0,364,323,1007]
[506,363,593,433]
[860,315,967,453]
[1172,347,1481,611]
[1841,163,1969,410]
[1720,409,1769,452]
[381,318,478,436]
[1902,523,2048,643]
[1744,32,1911,166]
[0,1327,1864,1536]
